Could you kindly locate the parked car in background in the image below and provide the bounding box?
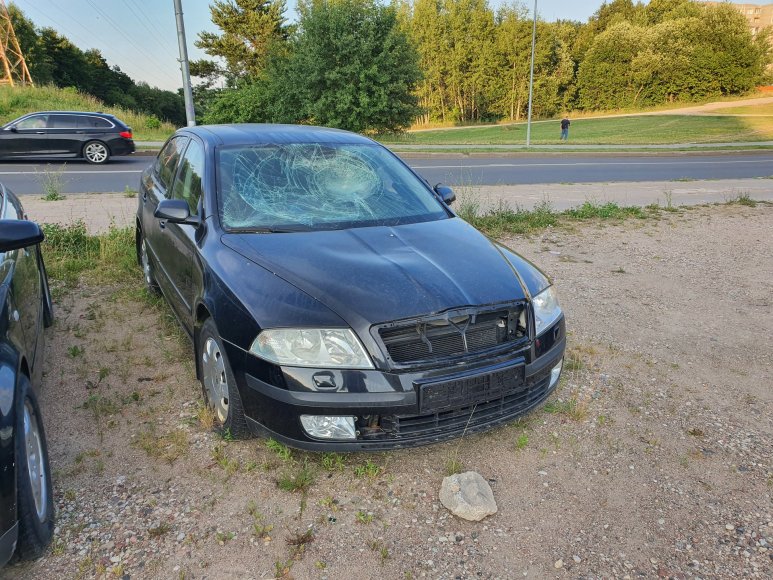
[0,185,55,566]
[0,111,135,164]
[136,124,565,450]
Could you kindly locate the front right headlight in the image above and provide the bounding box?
[250,328,374,369]
[533,285,562,336]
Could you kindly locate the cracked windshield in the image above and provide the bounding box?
[218,143,447,230]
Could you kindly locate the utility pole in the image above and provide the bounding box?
[0,0,33,87]
[173,0,196,126]
[525,0,537,147]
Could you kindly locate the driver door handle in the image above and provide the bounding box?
[35,131,45,134]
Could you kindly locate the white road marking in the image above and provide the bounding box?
[411,159,772,169]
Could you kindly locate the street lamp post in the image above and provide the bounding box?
[525,0,537,147]
[173,0,196,127]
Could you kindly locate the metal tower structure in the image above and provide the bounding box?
[0,0,33,86]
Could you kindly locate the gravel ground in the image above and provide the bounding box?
[4,203,772,579]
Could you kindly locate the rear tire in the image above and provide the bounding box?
[198,318,250,439]
[15,376,54,560]
[83,140,109,164]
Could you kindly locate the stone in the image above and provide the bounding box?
[439,472,497,522]
[554,559,564,569]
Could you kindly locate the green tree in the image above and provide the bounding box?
[192,0,290,84]
[280,0,421,132]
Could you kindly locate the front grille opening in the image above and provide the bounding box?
[377,306,527,366]
[354,372,552,442]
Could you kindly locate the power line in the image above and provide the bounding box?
[122,0,179,57]
[84,0,176,86]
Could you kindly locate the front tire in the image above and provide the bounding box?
[83,140,109,164]
[15,376,54,560]
[198,318,250,439]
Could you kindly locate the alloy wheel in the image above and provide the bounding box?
[23,400,48,522]
[140,239,153,287]
[85,142,108,163]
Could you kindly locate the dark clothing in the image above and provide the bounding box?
[560,118,570,141]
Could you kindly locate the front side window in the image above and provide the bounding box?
[155,136,189,191]
[217,143,447,231]
[172,139,205,214]
[15,115,48,130]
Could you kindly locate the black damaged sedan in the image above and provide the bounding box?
[136,125,565,450]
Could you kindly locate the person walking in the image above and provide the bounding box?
[560,116,570,141]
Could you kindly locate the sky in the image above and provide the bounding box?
[11,0,761,92]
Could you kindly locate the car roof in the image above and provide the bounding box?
[24,111,117,118]
[179,124,375,147]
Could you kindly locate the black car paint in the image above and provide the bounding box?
[0,186,52,565]
[138,124,565,450]
[0,111,135,161]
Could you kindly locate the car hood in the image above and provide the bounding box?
[221,218,529,328]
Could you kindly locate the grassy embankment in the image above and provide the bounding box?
[0,85,177,142]
[382,114,773,146]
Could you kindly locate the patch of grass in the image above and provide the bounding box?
[460,199,653,237]
[67,345,85,358]
[277,461,315,493]
[123,185,138,198]
[211,444,240,476]
[286,528,315,560]
[355,510,375,524]
[41,222,138,289]
[266,438,293,462]
[133,425,189,464]
[379,114,773,146]
[81,394,120,419]
[320,452,346,471]
[515,432,529,450]
[611,267,626,274]
[367,539,390,564]
[247,501,274,539]
[444,455,464,476]
[38,165,66,201]
[196,403,215,430]
[543,396,588,421]
[215,530,236,544]
[731,192,757,207]
[353,459,382,479]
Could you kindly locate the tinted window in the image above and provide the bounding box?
[155,136,189,191]
[77,116,113,129]
[15,115,48,130]
[49,114,80,129]
[172,139,204,214]
[217,143,447,231]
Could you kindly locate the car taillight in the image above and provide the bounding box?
[120,131,132,139]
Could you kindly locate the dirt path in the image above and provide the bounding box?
[4,204,772,579]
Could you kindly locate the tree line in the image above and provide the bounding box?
[8,4,187,126]
[195,0,771,132]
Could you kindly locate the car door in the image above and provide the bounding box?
[0,114,49,156]
[141,135,189,309]
[46,114,83,156]
[162,138,206,324]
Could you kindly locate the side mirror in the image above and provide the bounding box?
[0,220,44,252]
[154,199,200,226]
[9,126,17,133]
[434,184,456,205]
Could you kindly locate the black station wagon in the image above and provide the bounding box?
[0,111,135,164]
[136,125,565,450]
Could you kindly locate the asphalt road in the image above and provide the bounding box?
[3,152,772,195]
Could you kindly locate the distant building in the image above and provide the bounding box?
[704,2,773,36]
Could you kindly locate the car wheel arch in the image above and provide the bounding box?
[193,302,213,380]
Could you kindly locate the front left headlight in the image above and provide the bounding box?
[533,285,562,336]
[250,328,374,369]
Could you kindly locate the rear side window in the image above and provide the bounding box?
[155,136,189,191]
[77,116,113,129]
[49,115,80,128]
[172,139,205,214]
[15,115,48,129]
